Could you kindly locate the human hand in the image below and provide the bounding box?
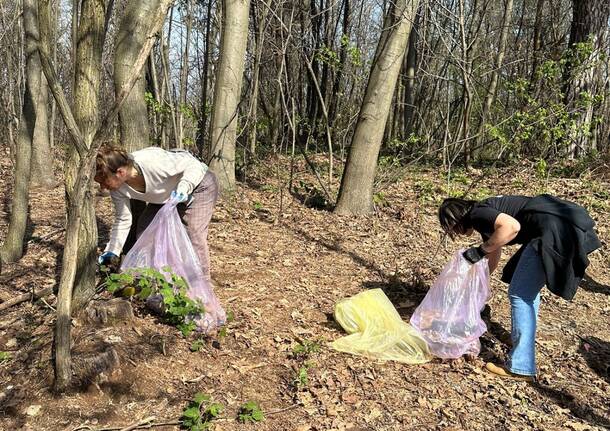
[462,246,487,264]
[170,183,189,203]
[98,251,119,267]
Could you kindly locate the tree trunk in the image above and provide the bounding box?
[209,0,251,192]
[475,0,514,152]
[37,0,172,392]
[403,17,418,138]
[1,0,40,263]
[25,0,56,191]
[114,0,163,152]
[68,0,108,313]
[562,0,610,157]
[29,66,55,190]
[247,0,267,156]
[334,0,419,215]
[196,0,214,159]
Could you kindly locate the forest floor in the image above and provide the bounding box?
[0,154,609,431]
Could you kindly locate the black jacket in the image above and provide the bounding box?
[501,194,601,300]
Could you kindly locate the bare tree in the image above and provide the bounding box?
[563,0,610,156]
[209,0,251,191]
[114,0,166,151]
[37,0,173,391]
[335,0,420,215]
[1,0,40,263]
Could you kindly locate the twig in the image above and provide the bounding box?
[0,286,53,311]
[27,227,65,244]
[73,417,182,431]
[40,297,56,312]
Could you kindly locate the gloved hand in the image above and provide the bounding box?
[170,182,190,203]
[98,251,119,267]
[463,245,488,264]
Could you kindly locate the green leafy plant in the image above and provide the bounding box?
[252,201,264,211]
[190,339,205,352]
[291,339,321,359]
[535,158,548,179]
[294,363,312,389]
[104,267,205,337]
[182,392,224,430]
[237,401,265,423]
[0,352,11,363]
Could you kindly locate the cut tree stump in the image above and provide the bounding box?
[83,298,134,326]
[72,347,120,386]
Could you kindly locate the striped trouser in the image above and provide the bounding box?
[132,170,219,280]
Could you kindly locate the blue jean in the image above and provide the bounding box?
[506,243,546,376]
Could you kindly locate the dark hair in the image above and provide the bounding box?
[95,145,133,182]
[438,198,476,239]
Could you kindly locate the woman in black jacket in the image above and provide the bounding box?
[439,194,601,381]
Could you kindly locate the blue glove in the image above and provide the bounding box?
[170,189,188,203]
[98,251,118,266]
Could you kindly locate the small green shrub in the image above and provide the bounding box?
[238,401,265,423]
[182,393,224,430]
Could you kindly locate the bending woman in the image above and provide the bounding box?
[439,194,601,381]
[95,145,219,285]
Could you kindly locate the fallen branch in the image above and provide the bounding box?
[73,417,182,431]
[0,286,53,311]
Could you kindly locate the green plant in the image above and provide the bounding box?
[294,363,311,389]
[0,352,11,363]
[182,392,224,430]
[535,158,548,179]
[291,339,321,359]
[104,267,205,337]
[252,201,264,211]
[190,339,205,352]
[237,401,265,423]
[373,191,388,208]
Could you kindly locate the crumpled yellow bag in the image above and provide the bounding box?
[331,289,431,364]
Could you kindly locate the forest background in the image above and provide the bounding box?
[0,0,609,430]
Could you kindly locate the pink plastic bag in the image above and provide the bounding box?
[121,198,226,333]
[410,250,490,359]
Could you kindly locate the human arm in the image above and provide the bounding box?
[171,150,207,196]
[104,192,133,255]
[464,213,520,264]
[486,247,502,274]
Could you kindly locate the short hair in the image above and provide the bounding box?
[438,197,476,239]
[95,145,133,182]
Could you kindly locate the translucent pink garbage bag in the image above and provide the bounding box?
[121,198,226,333]
[410,250,490,359]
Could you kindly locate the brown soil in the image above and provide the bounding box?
[1,156,609,431]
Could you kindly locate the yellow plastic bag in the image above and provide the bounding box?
[331,289,431,364]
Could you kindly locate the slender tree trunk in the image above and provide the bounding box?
[1,0,41,263]
[161,5,179,147]
[114,0,163,151]
[38,0,172,392]
[475,0,514,153]
[147,51,160,143]
[530,0,545,82]
[177,0,194,148]
[197,0,214,159]
[403,18,418,138]
[209,0,251,192]
[562,0,610,157]
[335,0,419,215]
[457,0,474,166]
[247,0,267,156]
[67,0,107,312]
